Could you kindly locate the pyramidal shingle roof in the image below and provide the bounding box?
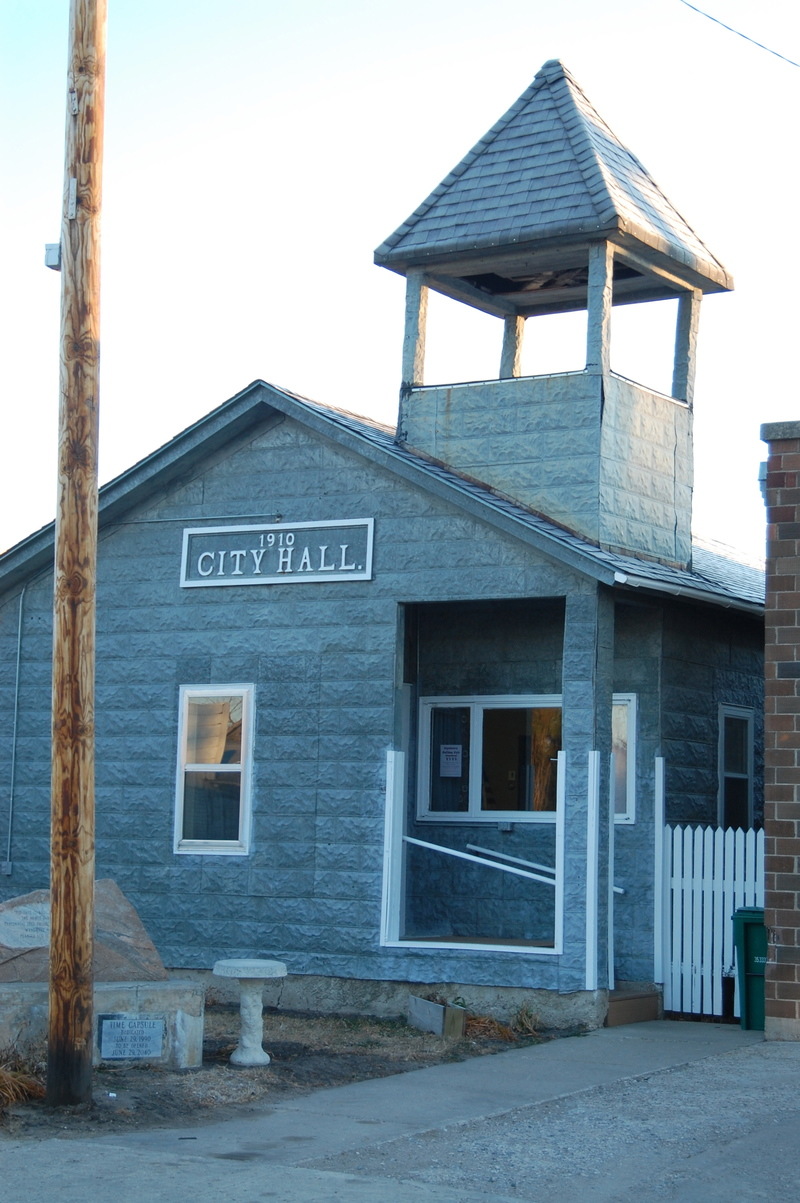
[375,60,731,292]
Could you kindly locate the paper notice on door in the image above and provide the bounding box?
[439,744,462,777]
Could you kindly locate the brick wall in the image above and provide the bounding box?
[761,421,800,1040]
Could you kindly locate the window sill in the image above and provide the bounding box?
[416,812,558,824]
[382,937,561,955]
[174,841,250,856]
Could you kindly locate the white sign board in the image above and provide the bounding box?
[181,519,374,587]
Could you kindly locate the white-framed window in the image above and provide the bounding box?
[417,695,562,822]
[612,693,637,824]
[718,704,754,829]
[174,684,255,855]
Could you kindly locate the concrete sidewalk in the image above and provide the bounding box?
[2,1021,797,1202]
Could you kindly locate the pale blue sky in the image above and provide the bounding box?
[1,0,797,559]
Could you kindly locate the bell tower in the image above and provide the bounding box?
[375,60,732,568]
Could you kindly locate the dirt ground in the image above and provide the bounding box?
[0,1004,563,1140]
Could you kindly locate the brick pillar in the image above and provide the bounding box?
[761,421,800,1040]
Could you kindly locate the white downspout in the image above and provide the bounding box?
[585,750,601,990]
[653,756,666,985]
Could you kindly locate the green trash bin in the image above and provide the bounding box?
[732,906,767,1031]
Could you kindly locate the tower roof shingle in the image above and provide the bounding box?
[375,60,732,308]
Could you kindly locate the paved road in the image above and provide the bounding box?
[2,1022,798,1201]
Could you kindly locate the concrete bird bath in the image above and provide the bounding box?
[212,958,287,1066]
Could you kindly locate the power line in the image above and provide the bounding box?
[677,0,800,69]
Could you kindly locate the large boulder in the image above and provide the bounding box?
[0,879,168,982]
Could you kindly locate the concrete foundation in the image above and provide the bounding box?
[0,979,205,1068]
[182,969,606,1030]
[764,1016,800,1042]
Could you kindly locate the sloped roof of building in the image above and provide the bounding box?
[0,382,762,614]
[375,59,732,303]
[289,391,763,612]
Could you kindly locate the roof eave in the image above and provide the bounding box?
[374,219,620,271]
[0,381,279,595]
[613,570,762,616]
[611,223,734,293]
[376,219,732,296]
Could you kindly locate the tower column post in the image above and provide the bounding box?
[672,288,702,404]
[500,314,525,379]
[402,270,428,389]
[586,242,614,375]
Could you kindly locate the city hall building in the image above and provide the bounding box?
[0,62,763,1025]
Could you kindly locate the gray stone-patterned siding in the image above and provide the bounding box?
[0,416,589,992]
[612,600,664,981]
[662,604,764,827]
[401,372,692,564]
[609,598,764,982]
[0,413,763,999]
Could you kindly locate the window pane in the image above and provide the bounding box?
[429,707,470,811]
[612,702,628,815]
[182,771,241,840]
[723,776,749,830]
[186,696,243,764]
[724,716,748,774]
[531,708,561,811]
[481,707,561,812]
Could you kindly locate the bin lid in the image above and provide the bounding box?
[732,906,765,920]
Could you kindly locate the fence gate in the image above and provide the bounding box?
[661,824,764,1018]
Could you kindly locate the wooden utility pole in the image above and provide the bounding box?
[47,0,107,1107]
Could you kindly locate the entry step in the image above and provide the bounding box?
[606,985,662,1027]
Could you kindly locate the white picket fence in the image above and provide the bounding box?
[661,824,764,1017]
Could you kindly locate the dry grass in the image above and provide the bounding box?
[464,1014,517,1041]
[511,1004,542,1037]
[418,994,545,1043]
[1,1006,560,1137]
[0,1048,45,1111]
